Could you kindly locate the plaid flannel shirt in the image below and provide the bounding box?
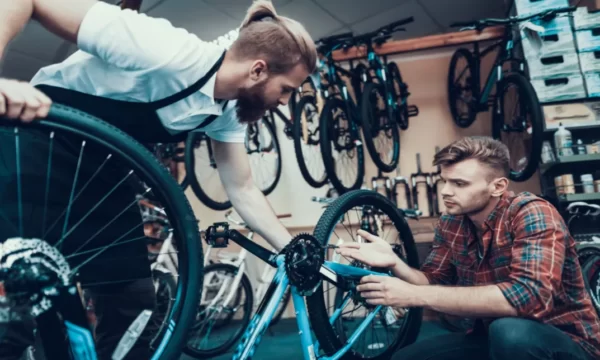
[421,191,600,358]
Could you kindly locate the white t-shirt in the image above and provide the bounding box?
[30,2,246,143]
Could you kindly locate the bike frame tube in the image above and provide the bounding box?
[477,26,515,108]
[233,257,289,360]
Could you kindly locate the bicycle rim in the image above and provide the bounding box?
[306,190,422,359]
[293,95,327,188]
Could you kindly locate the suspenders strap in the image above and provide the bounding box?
[148,51,226,111]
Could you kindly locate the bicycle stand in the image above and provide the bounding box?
[410,153,433,216]
[392,175,413,209]
[430,146,444,217]
[371,170,392,201]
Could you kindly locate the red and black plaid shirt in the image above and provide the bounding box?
[421,191,600,358]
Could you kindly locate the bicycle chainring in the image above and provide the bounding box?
[284,233,324,296]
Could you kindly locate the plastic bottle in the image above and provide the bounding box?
[554,123,573,157]
[577,139,587,155]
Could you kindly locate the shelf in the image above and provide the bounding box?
[558,193,600,203]
[331,26,504,61]
[540,154,600,174]
[543,124,600,134]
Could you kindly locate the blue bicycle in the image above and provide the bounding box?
[203,190,422,360]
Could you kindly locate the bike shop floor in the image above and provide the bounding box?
[181,320,452,360]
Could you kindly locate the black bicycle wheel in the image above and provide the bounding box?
[578,246,600,267]
[320,98,365,195]
[186,117,282,210]
[184,263,253,358]
[492,73,543,182]
[361,82,400,173]
[387,62,410,130]
[269,285,292,327]
[0,104,202,360]
[293,95,327,188]
[185,132,232,211]
[448,48,477,128]
[306,190,422,359]
[246,116,282,197]
[582,255,600,317]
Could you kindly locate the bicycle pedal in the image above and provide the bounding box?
[205,222,230,248]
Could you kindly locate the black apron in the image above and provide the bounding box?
[0,52,227,283]
[35,51,228,144]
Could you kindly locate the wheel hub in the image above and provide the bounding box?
[0,238,70,317]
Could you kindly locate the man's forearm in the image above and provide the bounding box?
[392,260,430,286]
[228,185,292,252]
[0,0,34,58]
[414,284,518,318]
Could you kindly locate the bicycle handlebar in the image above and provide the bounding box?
[350,16,414,45]
[317,31,354,45]
[449,6,575,30]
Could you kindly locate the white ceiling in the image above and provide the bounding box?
[0,0,509,80]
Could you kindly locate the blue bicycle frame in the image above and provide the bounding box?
[231,254,388,360]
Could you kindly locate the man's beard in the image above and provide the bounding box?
[236,83,272,124]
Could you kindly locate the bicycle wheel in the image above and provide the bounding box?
[185,263,253,358]
[361,82,400,173]
[0,104,202,360]
[185,132,232,210]
[320,98,365,195]
[582,255,600,317]
[387,62,410,130]
[351,63,371,104]
[448,48,477,128]
[306,190,422,359]
[293,95,327,188]
[246,116,282,196]
[578,246,600,267]
[146,269,177,349]
[492,73,543,182]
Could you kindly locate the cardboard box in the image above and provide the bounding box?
[521,25,576,58]
[575,27,600,52]
[531,73,587,103]
[515,0,570,15]
[543,99,600,130]
[584,72,600,96]
[573,6,600,30]
[527,52,581,78]
[579,51,600,72]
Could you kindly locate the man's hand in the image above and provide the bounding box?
[335,229,399,269]
[0,79,52,121]
[356,275,419,308]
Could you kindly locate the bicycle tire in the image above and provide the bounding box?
[360,82,400,173]
[448,48,477,128]
[185,132,232,210]
[293,95,328,188]
[185,263,253,358]
[306,190,422,359]
[387,62,410,130]
[492,73,543,182]
[269,285,291,327]
[247,116,282,197]
[578,246,600,267]
[0,104,202,360]
[148,269,177,349]
[186,118,282,210]
[351,63,371,104]
[319,98,365,195]
[582,255,600,317]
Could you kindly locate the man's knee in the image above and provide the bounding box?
[489,318,548,359]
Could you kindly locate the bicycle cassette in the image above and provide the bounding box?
[284,233,324,296]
